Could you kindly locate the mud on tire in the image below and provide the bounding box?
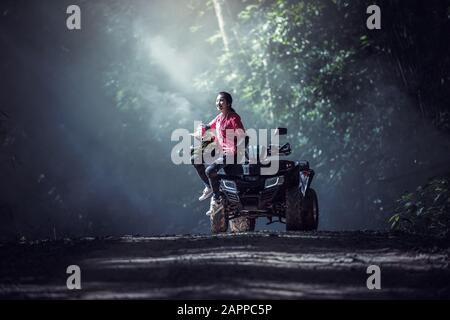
[210,207,228,234]
[301,188,319,231]
[285,187,319,231]
[285,187,302,231]
[229,217,256,233]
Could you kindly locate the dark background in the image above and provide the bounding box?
[1,0,450,241]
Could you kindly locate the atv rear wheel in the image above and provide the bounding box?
[229,217,256,233]
[285,187,319,231]
[301,188,319,231]
[285,187,302,231]
[210,207,228,234]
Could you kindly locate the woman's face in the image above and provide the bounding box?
[216,94,229,112]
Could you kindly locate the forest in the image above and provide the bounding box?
[1,0,450,240]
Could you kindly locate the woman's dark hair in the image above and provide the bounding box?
[219,91,236,113]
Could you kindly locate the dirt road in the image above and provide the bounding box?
[1,231,449,299]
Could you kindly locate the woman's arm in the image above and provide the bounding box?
[201,115,219,135]
[207,114,219,130]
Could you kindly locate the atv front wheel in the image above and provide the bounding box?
[229,217,256,233]
[210,207,228,234]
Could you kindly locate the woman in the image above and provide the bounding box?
[191,92,245,215]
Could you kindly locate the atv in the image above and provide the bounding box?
[206,128,319,233]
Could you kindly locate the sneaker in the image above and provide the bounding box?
[209,196,224,216]
[199,186,213,201]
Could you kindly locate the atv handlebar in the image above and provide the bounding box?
[267,142,291,156]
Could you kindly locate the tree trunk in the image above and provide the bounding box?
[212,0,230,52]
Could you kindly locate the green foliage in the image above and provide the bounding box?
[390,175,450,238]
[193,0,450,228]
[198,4,387,178]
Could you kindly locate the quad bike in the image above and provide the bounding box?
[193,128,319,233]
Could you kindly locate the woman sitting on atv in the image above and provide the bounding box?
[191,92,246,216]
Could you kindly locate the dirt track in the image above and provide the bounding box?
[0,231,449,299]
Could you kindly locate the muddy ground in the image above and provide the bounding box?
[0,231,449,299]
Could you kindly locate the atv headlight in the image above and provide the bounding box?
[264,176,284,189]
[222,180,237,191]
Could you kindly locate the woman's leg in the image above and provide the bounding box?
[191,155,210,188]
[205,157,226,200]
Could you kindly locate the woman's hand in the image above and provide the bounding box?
[193,124,212,141]
[193,125,203,140]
